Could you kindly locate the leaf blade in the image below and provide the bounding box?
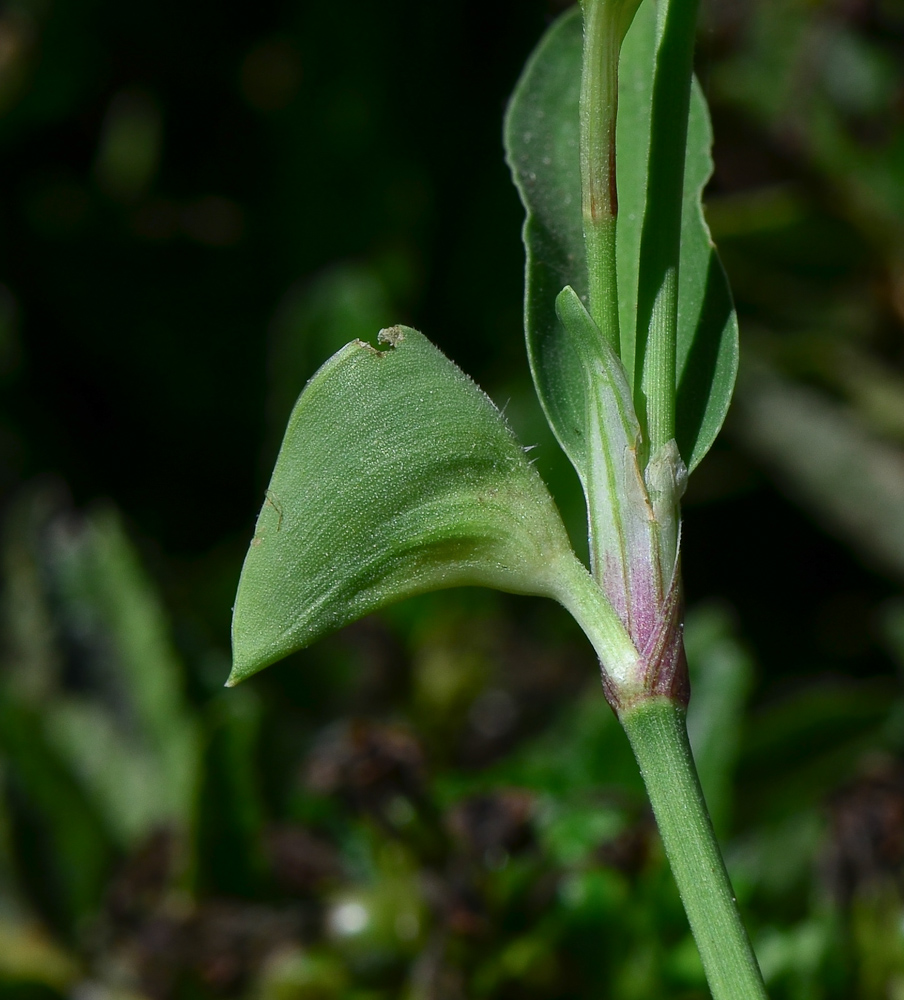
[505,8,588,474]
[230,328,580,684]
[674,78,739,472]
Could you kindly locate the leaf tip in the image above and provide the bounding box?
[230,597,275,687]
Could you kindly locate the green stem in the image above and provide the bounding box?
[580,0,639,353]
[620,698,769,1000]
[634,0,701,454]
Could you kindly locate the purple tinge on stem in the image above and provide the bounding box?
[600,552,689,713]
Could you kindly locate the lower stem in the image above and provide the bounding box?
[620,698,768,1000]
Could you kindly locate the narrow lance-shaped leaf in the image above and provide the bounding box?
[230,328,606,685]
[554,285,659,622]
[504,0,738,475]
[620,2,738,468]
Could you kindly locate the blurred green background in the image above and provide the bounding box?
[3,0,904,997]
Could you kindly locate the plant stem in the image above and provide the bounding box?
[580,0,637,354]
[634,0,701,455]
[620,698,769,1000]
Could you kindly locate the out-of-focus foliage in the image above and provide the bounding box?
[4,0,904,997]
[3,496,902,1000]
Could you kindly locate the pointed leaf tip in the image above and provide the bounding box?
[230,327,578,684]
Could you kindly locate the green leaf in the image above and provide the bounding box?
[504,1,738,474]
[504,9,588,476]
[230,327,583,684]
[554,286,664,615]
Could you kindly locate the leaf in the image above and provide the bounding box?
[230,327,582,684]
[673,82,739,474]
[504,1,738,474]
[554,286,663,627]
[504,9,588,476]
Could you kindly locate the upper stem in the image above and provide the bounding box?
[620,698,769,1000]
[579,0,641,353]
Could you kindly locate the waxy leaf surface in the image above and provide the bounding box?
[230,328,579,684]
[504,1,738,473]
